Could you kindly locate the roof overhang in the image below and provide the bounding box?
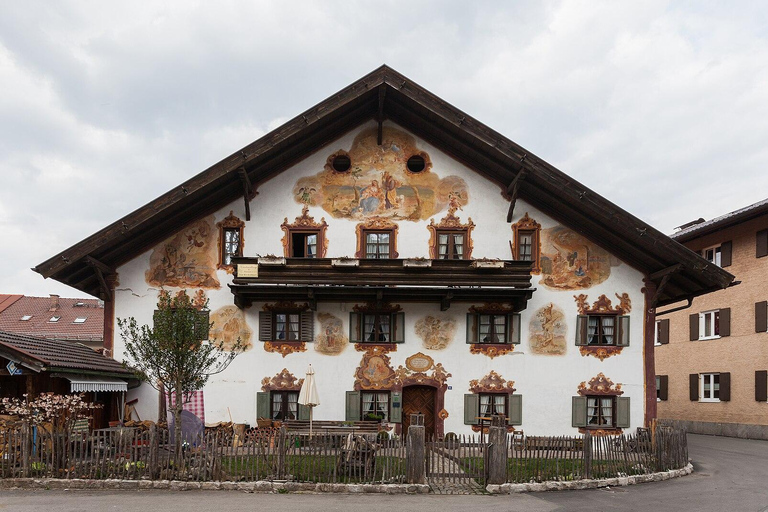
[33,65,734,307]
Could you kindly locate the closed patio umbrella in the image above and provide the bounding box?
[298,364,320,437]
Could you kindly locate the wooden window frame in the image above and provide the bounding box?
[586,314,619,346]
[350,311,405,344]
[700,373,720,402]
[585,395,616,429]
[217,211,245,273]
[466,311,521,345]
[362,230,395,259]
[288,230,321,258]
[355,218,399,259]
[434,229,468,260]
[270,390,299,421]
[511,212,541,274]
[361,391,390,422]
[427,210,474,260]
[478,393,508,418]
[281,206,329,258]
[273,311,301,341]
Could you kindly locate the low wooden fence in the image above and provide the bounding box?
[0,422,687,486]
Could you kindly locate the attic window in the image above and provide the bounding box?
[407,155,425,173]
[74,302,85,307]
[73,317,87,324]
[20,315,32,321]
[332,155,351,172]
[49,316,61,322]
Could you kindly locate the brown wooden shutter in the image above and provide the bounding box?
[689,374,699,401]
[755,371,768,402]
[689,313,699,341]
[299,311,314,342]
[756,301,768,333]
[259,311,273,341]
[659,319,670,344]
[757,229,768,258]
[720,241,732,267]
[658,375,669,401]
[719,308,731,337]
[719,372,731,401]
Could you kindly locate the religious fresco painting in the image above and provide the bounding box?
[209,305,253,352]
[293,127,469,221]
[529,303,567,356]
[539,226,616,291]
[145,216,220,289]
[314,312,348,355]
[415,315,457,350]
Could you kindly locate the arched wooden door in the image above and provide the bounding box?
[402,385,436,437]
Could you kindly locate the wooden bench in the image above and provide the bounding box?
[282,420,381,436]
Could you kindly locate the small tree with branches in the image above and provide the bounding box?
[118,290,243,458]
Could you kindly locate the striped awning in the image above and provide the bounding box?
[66,376,128,392]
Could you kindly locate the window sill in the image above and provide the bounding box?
[697,336,721,341]
[699,399,721,403]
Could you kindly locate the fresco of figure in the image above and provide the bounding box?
[359,179,381,214]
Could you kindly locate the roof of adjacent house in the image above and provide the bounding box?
[0,295,103,343]
[672,197,768,243]
[32,65,734,307]
[0,330,131,376]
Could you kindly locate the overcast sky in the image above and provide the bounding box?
[1,1,767,298]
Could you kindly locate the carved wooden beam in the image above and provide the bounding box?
[377,86,387,145]
[506,168,527,223]
[440,292,453,312]
[307,289,317,311]
[84,256,115,302]
[238,168,253,221]
[649,264,682,308]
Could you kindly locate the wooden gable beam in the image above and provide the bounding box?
[648,264,683,308]
[377,86,387,145]
[506,164,527,223]
[84,256,115,302]
[237,167,253,221]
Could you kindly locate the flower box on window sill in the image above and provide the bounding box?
[332,258,359,268]
[471,260,505,269]
[258,256,286,266]
[403,259,432,268]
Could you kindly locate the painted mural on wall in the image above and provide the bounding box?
[415,315,457,350]
[210,305,253,352]
[539,226,615,291]
[145,216,220,289]
[314,312,347,355]
[529,303,567,355]
[293,127,469,221]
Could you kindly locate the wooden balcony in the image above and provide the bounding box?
[229,257,534,311]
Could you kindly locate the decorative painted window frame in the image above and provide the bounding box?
[465,370,519,432]
[217,211,245,273]
[575,372,627,435]
[573,293,632,361]
[258,301,312,357]
[511,212,541,274]
[355,217,399,259]
[466,303,521,358]
[427,209,475,260]
[280,205,329,258]
[350,302,403,351]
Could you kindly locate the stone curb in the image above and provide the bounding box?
[0,478,429,494]
[485,463,694,494]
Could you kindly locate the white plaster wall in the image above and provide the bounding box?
[114,121,648,435]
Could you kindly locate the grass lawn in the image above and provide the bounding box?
[461,457,652,483]
[222,454,406,483]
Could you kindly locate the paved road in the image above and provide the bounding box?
[2,434,767,512]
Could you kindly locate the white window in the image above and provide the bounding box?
[699,310,720,340]
[700,373,720,402]
[49,316,60,323]
[703,245,722,267]
[73,317,87,324]
[20,315,32,321]
[654,320,662,346]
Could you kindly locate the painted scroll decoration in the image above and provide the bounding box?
[427,208,475,259]
[314,312,347,355]
[146,216,220,289]
[261,368,304,392]
[574,293,631,361]
[281,205,329,258]
[415,315,457,350]
[529,303,567,355]
[294,126,469,221]
[210,305,253,352]
[539,226,618,291]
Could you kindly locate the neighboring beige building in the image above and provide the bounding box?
[656,198,768,439]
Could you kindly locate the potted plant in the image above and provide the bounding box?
[363,412,385,422]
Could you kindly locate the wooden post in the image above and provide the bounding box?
[583,431,592,479]
[487,415,507,485]
[276,425,287,479]
[149,423,159,479]
[406,414,425,484]
[21,421,30,478]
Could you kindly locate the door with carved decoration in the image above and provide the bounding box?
[402,385,436,437]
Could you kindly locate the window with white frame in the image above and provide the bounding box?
[699,310,720,339]
[703,245,722,267]
[654,320,662,346]
[700,373,720,402]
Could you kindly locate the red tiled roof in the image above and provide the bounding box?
[0,295,103,342]
[0,330,130,375]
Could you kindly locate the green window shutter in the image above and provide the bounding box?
[720,241,732,267]
[349,312,361,343]
[575,315,589,346]
[390,392,402,423]
[392,312,405,343]
[617,315,630,346]
[719,308,731,337]
[464,394,480,425]
[689,313,699,341]
[299,311,314,342]
[719,372,731,401]
[571,396,587,427]
[466,313,478,343]
[345,391,361,421]
[508,394,522,426]
[259,311,273,342]
[689,374,699,401]
[298,404,311,421]
[256,392,270,420]
[509,313,522,344]
[616,397,630,428]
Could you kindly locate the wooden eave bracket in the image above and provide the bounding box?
[440,292,454,312]
[84,256,115,302]
[377,86,387,145]
[237,168,254,221]
[648,264,682,308]
[506,166,528,223]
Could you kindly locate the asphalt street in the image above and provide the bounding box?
[2,434,767,512]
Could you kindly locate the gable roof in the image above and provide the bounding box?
[33,65,733,308]
[0,330,131,376]
[672,197,768,243]
[0,295,103,343]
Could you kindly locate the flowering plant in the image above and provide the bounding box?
[0,393,101,430]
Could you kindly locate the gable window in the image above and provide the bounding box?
[587,396,615,427]
[436,231,466,259]
[517,231,534,261]
[700,373,720,402]
[575,314,630,347]
[290,232,319,258]
[355,219,398,259]
[258,309,314,343]
[349,311,405,344]
[361,391,390,422]
[466,312,521,345]
[217,211,245,272]
[271,390,299,420]
[511,213,542,274]
[365,231,392,259]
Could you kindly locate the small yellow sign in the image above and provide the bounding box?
[237,264,259,278]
